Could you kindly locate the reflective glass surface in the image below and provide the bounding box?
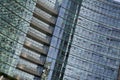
[63,0,120,80]
[0,0,36,79]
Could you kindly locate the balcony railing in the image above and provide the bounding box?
[24,40,47,55]
[27,29,50,45]
[16,64,42,77]
[13,75,24,80]
[36,0,58,16]
[33,8,56,25]
[20,52,45,65]
[30,17,53,35]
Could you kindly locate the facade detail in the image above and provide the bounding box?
[63,0,120,80]
[0,0,120,80]
[0,0,36,79]
[0,0,59,80]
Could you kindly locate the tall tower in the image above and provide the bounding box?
[63,0,120,80]
[0,0,36,79]
[0,0,61,80]
[0,0,120,80]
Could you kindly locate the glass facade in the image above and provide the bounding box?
[45,0,82,80]
[0,0,120,80]
[63,0,120,80]
[0,0,63,80]
[0,0,37,79]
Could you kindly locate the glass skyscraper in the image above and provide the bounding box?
[0,0,59,80]
[62,0,120,80]
[0,0,36,79]
[0,0,120,80]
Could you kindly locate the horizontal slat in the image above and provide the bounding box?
[30,18,53,35]
[20,52,44,65]
[17,64,42,77]
[24,40,47,55]
[27,30,50,45]
[36,0,58,16]
[33,8,55,25]
[13,75,24,80]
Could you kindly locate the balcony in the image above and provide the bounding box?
[16,64,42,77]
[36,0,58,16]
[27,30,50,45]
[20,52,44,65]
[13,75,24,80]
[30,17,53,35]
[33,8,55,25]
[24,40,47,55]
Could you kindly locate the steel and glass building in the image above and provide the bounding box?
[0,0,60,80]
[0,0,120,80]
[62,0,120,80]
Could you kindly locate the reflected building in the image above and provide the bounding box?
[0,0,120,80]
